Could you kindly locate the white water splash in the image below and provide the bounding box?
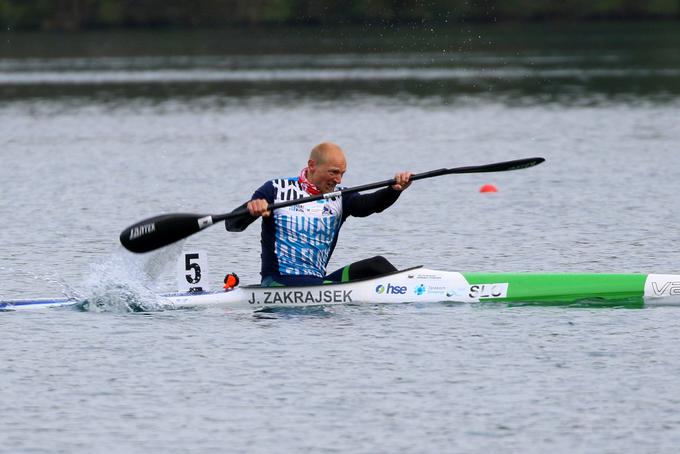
[77,242,185,313]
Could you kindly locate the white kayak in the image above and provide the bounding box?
[3,266,680,311]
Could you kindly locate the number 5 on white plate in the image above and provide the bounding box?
[176,251,209,293]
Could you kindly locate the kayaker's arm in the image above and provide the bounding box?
[224,201,258,232]
[225,182,273,232]
[346,186,402,217]
[346,171,411,218]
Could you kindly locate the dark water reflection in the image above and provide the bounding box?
[2,22,680,104]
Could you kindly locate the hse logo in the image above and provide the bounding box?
[375,283,408,295]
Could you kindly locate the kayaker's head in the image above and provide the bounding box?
[307,142,347,193]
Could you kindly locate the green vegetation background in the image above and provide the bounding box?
[2,0,679,30]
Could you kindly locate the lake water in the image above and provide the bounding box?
[2,23,680,453]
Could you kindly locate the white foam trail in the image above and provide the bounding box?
[0,265,81,301]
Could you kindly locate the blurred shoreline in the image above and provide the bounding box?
[1,0,679,32]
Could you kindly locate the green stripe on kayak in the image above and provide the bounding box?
[461,273,648,302]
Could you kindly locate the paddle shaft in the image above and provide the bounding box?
[218,157,544,221]
[120,157,545,252]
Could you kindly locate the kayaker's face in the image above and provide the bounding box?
[308,150,347,193]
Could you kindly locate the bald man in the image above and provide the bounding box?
[227,142,412,286]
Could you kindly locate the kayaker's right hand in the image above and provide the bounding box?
[247,199,271,218]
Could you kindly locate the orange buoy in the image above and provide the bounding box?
[479,184,498,193]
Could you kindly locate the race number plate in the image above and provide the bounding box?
[177,251,209,292]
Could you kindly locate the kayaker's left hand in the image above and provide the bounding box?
[391,171,413,191]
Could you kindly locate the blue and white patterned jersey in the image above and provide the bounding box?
[229,176,402,282]
[253,177,347,278]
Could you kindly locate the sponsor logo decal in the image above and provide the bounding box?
[197,216,213,229]
[446,289,461,297]
[323,190,341,200]
[248,289,353,305]
[129,222,155,240]
[426,285,446,295]
[651,281,680,296]
[375,283,407,295]
[413,284,446,296]
[412,274,443,280]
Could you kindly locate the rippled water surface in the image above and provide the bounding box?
[2,23,680,453]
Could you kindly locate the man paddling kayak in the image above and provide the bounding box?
[226,142,412,286]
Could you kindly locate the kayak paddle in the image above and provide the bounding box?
[120,156,545,253]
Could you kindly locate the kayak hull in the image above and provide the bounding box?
[3,267,680,311]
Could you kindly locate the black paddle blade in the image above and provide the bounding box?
[119,213,213,253]
[497,156,545,171]
[411,157,545,181]
[453,157,545,174]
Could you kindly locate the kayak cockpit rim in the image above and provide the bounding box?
[239,265,426,289]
